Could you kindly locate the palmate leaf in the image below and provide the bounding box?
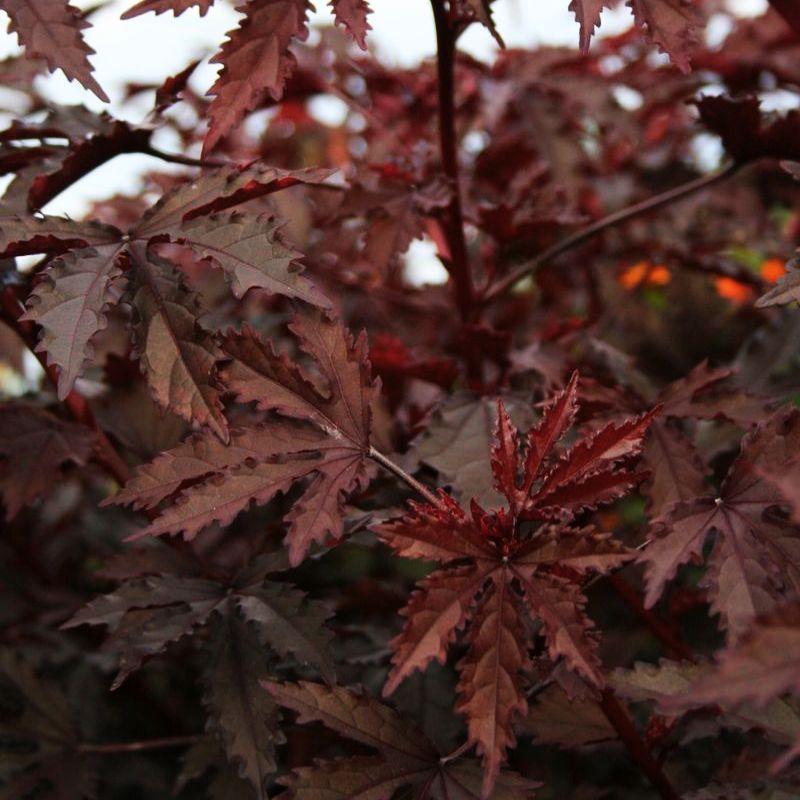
[119,420,367,563]
[64,565,335,690]
[0,403,95,519]
[641,406,800,641]
[110,309,377,564]
[10,163,334,421]
[375,374,653,795]
[202,605,284,800]
[640,360,770,522]
[221,309,376,447]
[263,681,538,800]
[0,0,108,101]
[204,0,313,155]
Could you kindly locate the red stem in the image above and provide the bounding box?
[599,689,680,800]
[430,0,475,321]
[608,573,695,663]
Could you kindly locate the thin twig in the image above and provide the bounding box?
[599,689,680,800]
[482,162,741,305]
[143,143,229,169]
[430,0,475,321]
[78,734,202,755]
[368,446,443,508]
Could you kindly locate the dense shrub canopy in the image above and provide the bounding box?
[2,1,800,798]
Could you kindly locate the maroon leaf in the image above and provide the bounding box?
[627,0,702,73]
[22,243,127,399]
[768,0,800,37]
[174,212,329,307]
[0,215,121,258]
[129,242,229,443]
[0,0,108,100]
[456,579,530,798]
[202,606,282,799]
[697,95,800,164]
[330,0,371,49]
[263,680,538,800]
[375,379,650,794]
[204,0,313,154]
[121,0,214,18]
[569,0,611,52]
[0,403,94,519]
[641,407,800,640]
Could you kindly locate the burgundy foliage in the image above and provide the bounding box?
[2,1,800,799]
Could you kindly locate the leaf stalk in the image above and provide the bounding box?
[369,446,443,508]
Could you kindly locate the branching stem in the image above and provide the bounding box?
[482,162,741,305]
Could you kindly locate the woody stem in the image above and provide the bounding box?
[430,0,475,322]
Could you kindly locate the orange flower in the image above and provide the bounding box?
[715,277,753,303]
[619,261,671,289]
[647,265,672,286]
[619,261,649,289]
[760,258,786,284]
